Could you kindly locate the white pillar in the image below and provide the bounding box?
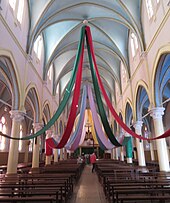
[120,147,124,161]
[24,140,30,163]
[79,147,82,156]
[111,148,115,159]
[7,110,25,174]
[60,148,63,160]
[54,149,59,163]
[150,107,170,172]
[45,130,53,165]
[149,140,155,161]
[115,148,119,160]
[32,123,42,169]
[64,148,67,160]
[133,121,146,166]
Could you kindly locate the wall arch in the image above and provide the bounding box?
[151,45,170,106]
[24,83,41,123]
[0,50,22,110]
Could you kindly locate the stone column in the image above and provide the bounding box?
[120,147,124,161]
[45,130,53,165]
[150,140,155,161]
[133,121,146,166]
[24,140,30,163]
[150,107,169,171]
[60,148,63,160]
[31,123,43,171]
[115,148,119,160]
[7,110,25,174]
[64,148,67,160]
[79,147,82,156]
[111,148,115,159]
[54,148,59,163]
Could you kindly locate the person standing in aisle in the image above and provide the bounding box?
[90,152,97,173]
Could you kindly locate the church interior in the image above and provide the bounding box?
[0,0,170,202]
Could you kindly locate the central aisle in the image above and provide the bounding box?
[69,164,107,203]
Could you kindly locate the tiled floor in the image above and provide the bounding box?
[69,165,107,203]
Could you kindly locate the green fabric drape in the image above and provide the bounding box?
[126,137,133,158]
[2,26,86,140]
[86,31,121,147]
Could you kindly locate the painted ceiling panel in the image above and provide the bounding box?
[43,21,80,63]
[92,20,129,63]
[28,0,51,32]
[53,50,76,78]
[28,0,143,100]
[121,0,142,31]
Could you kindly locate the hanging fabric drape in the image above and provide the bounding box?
[65,86,87,150]
[88,84,130,149]
[45,140,53,156]
[88,84,114,149]
[0,26,86,141]
[95,131,107,150]
[85,26,170,141]
[86,31,122,147]
[78,115,87,146]
[45,39,84,149]
[1,25,170,143]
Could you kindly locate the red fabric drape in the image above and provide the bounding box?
[46,42,84,149]
[85,26,170,141]
[46,141,53,156]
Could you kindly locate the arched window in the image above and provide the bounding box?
[9,0,16,10]
[33,35,43,60]
[0,116,6,150]
[17,0,24,23]
[9,0,24,24]
[145,0,154,19]
[130,32,138,58]
[47,64,53,81]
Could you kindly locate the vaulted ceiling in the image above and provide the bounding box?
[28,0,144,101]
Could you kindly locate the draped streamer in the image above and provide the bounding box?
[45,39,84,149]
[65,86,87,150]
[86,32,122,147]
[88,85,130,148]
[88,85,114,149]
[45,140,53,156]
[95,130,107,150]
[78,115,87,146]
[1,25,170,144]
[0,26,86,141]
[85,26,170,141]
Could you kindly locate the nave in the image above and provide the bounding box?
[69,164,107,203]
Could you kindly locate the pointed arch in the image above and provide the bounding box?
[24,83,41,123]
[0,50,22,110]
[151,45,170,106]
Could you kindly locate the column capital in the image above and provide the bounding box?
[133,121,143,130]
[149,107,165,120]
[10,110,25,122]
[46,130,53,138]
[33,122,43,131]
